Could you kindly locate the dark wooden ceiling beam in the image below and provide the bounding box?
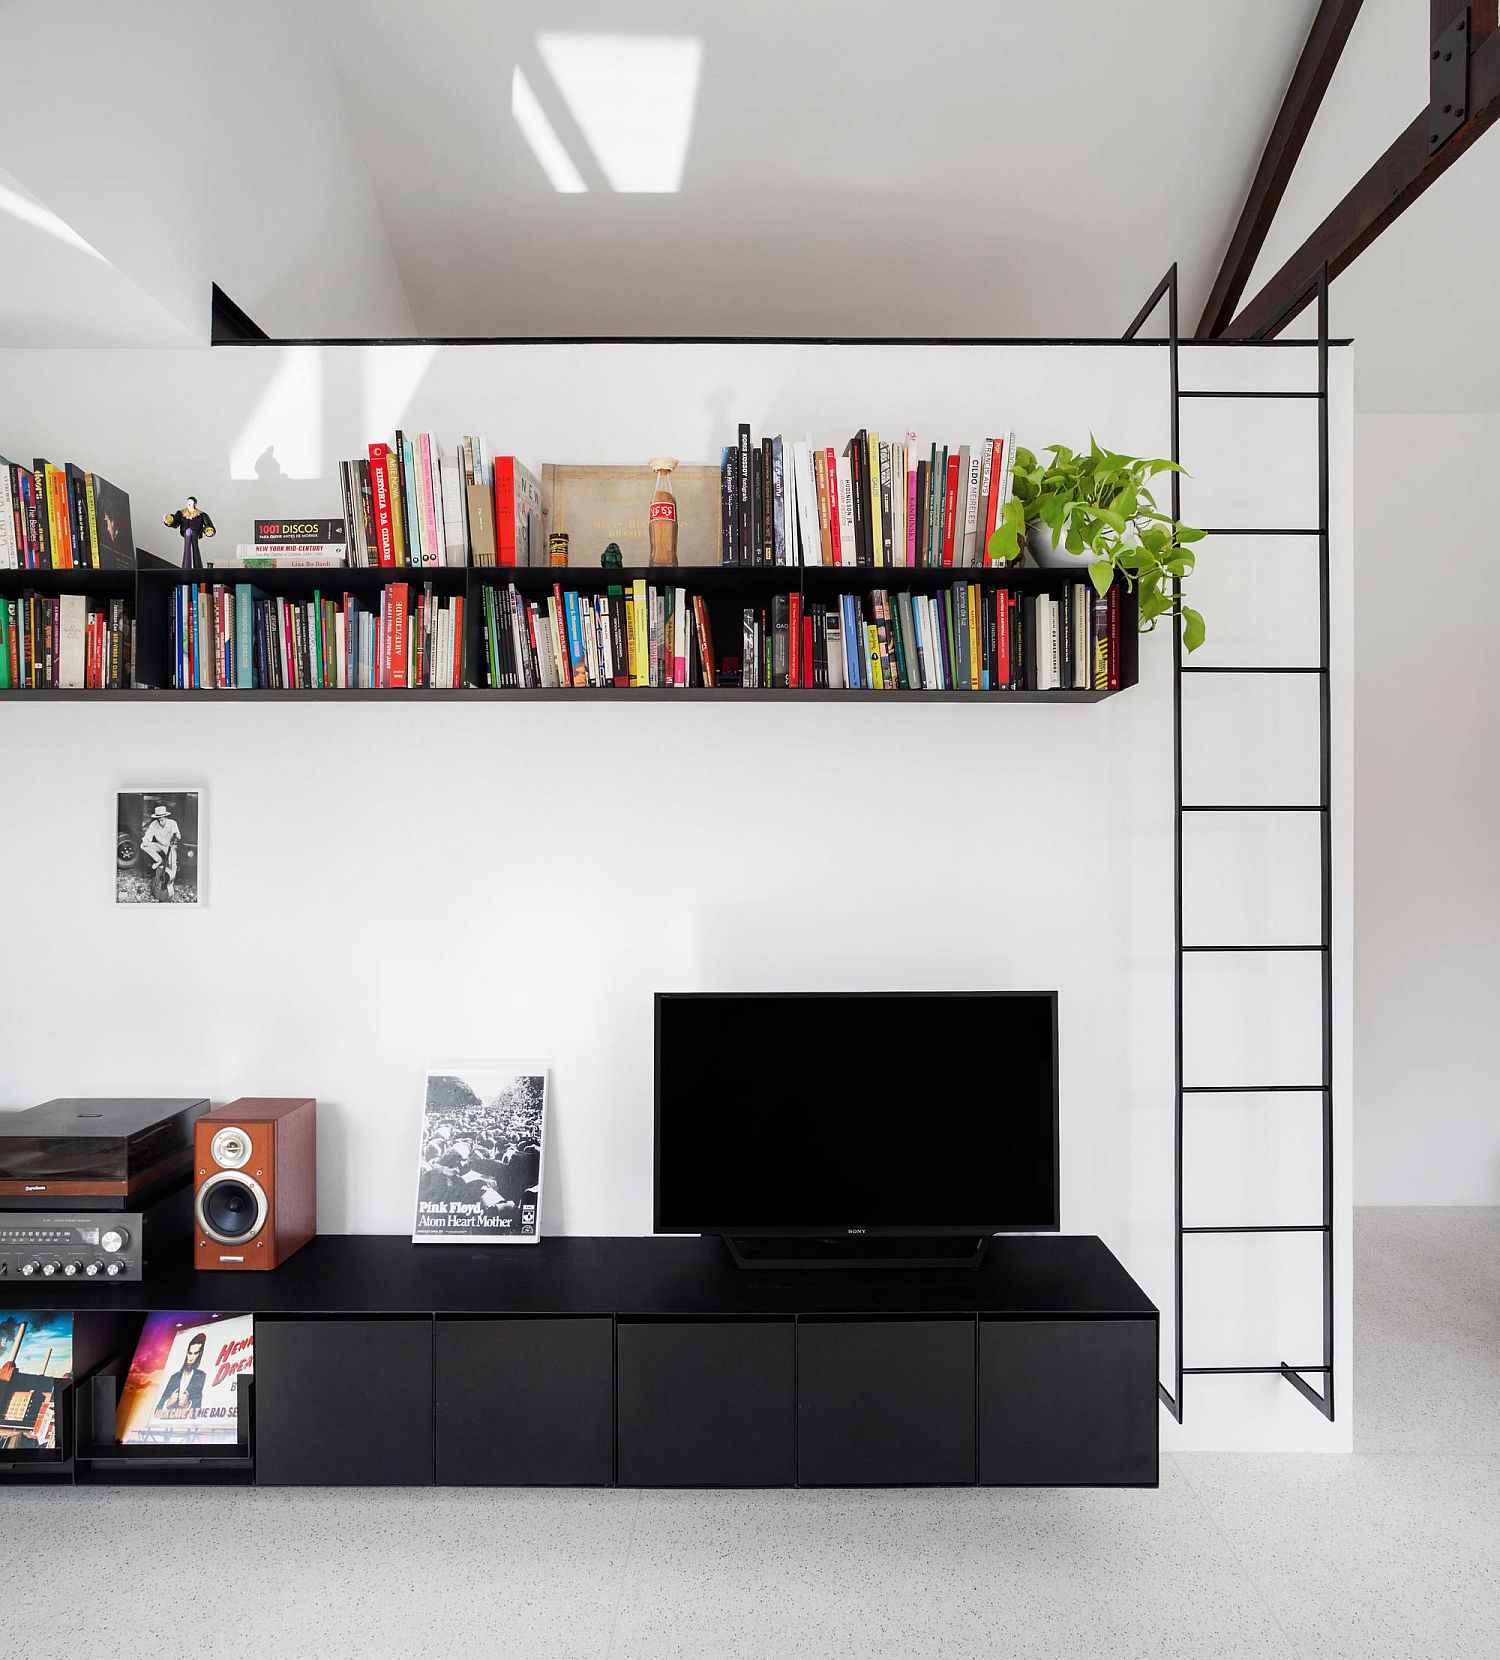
[1224,7,1500,337]
[1195,0,1365,340]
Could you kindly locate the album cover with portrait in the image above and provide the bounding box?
[412,1062,548,1244]
[116,1312,254,1445]
[0,1311,73,1452]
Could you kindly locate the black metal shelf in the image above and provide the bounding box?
[1,685,1118,705]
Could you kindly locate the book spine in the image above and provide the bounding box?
[814,443,832,566]
[368,443,395,565]
[83,472,100,568]
[771,436,786,566]
[737,424,751,566]
[386,451,406,564]
[759,439,773,565]
[976,440,994,564]
[876,439,892,567]
[905,442,919,567]
[941,452,961,566]
[788,591,801,688]
[867,431,885,567]
[720,446,736,566]
[983,437,1005,560]
[967,582,981,690]
[417,435,439,569]
[1107,582,1120,690]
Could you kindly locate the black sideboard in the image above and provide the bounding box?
[0,1233,1158,1489]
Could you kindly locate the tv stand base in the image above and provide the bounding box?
[723,1234,990,1271]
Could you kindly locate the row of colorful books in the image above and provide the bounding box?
[0,591,134,689]
[721,427,1017,570]
[483,580,717,689]
[170,581,465,689]
[0,456,135,571]
[741,581,1119,692]
[339,435,541,569]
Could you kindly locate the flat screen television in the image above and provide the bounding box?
[654,992,1059,1267]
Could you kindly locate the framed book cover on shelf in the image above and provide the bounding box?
[411,1062,548,1244]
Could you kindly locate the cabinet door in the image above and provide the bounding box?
[617,1320,794,1487]
[256,1318,433,1486]
[435,1317,613,1486]
[797,1318,976,1486]
[979,1318,1157,1486]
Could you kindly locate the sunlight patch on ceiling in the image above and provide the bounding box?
[536,33,702,193]
[512,64,588,194]
[0,177,104,261]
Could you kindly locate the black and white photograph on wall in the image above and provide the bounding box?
[115,789,202,905]
[412,1062,547,1244]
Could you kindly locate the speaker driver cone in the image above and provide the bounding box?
[197,1171,269,1246]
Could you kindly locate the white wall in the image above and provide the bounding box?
[0,0,413,342]
[0,340,1353,1449]
[1354,414,1500,1204]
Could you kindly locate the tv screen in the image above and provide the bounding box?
[654,992,1058,1236]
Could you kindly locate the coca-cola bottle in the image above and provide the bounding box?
[648,456,679,567]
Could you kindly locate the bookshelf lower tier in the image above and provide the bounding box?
[0,1233,1158,1489]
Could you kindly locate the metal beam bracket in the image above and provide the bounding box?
[1431,7,1472,153]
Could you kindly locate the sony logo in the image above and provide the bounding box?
[846,1227,866,1235]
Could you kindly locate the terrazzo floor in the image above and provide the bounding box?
[6,1207,1497,1660]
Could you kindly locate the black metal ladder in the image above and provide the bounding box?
[1126,264,1335,1423]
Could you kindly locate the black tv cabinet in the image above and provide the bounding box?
[0,1233,1158,1489]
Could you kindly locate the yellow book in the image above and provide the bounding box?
[867,430,884,567]
[624,585,638,686]
[967,583,980,690]
[632,578,648,685]
[84,472,100,568]
[386,451,406,564]
[866,622,883,690]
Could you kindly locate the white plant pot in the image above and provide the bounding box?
[1026,518,1108,573]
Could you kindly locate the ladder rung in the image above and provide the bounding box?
[1181,665,1326,675]
[1183,1084,1328,1094]
[1182,803,1326,813]
[1179,389,1322,400]
[1182,944,1326,953]
[1183,1365,1330,1376]
[1182,1224,1329,1235]
[1196,527,1323,536]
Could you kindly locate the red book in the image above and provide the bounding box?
[692,594,717,688]
[788,591,801,688]
[941,453,961,566]
[996,591,1010,688]
[367,443,396,566]
[824,448,842,566]
[801,613,813,689]
[451,593,464,687]
[983,437,1005,556]
[388,582,409,686]
[494,458,518,566]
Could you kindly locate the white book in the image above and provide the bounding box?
[793,436,821,568]
[674,585,688,685]
[782,444,800,566]
[597,595,614,685]
[57,592,87,687]
[963,446,983,565]
[0,466,15,569]
[533,606,555,687]
[440,458,467,566]
[827,608,846,689]
[834,452,857,567]
[922,595,941,690]
[335,609,348,689]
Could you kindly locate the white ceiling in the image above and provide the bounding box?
[0,0,1495,411]
[303,0,1318,339]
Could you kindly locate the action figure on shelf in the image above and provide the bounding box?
[163,496,216,569]
[601,541,623,569]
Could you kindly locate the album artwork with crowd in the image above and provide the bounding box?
[413,1065,547,1243]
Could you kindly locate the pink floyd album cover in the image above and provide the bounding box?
[0,1312,73,1451]
[116,1312,254,1446]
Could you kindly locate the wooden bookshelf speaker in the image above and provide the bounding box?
[193,1098,316,1271]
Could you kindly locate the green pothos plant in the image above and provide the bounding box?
[986,439,1207,651]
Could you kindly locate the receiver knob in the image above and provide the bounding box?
[39,1259,61,1277]
[100,1227,129,1254]
[20,1259,40,1277]
[63,1261,81,1277]
[105,1261,127,1277]
[84,1260,104,1277]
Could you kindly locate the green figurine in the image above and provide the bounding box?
[601,541,623,569]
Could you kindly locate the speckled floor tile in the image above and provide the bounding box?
[1177,1451,1500,1660]
[1355,1207,1500,1454]
[607,1463,1290,1660]
[3,1485,640,1660]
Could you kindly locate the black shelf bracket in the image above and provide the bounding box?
[1128,261,1336,1426]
